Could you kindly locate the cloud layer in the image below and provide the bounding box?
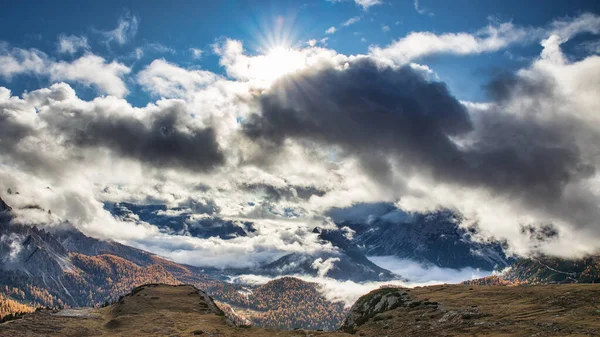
[1,13,600,277]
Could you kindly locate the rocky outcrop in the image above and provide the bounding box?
[339,287,415,333]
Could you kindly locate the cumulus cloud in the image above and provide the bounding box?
[137,59,218,98]
[57,35,89,54]
[243,24,600,258]
[48,54,131,96]
[325,26,337,35]
[0,83,224,176]
[0,46,130,96]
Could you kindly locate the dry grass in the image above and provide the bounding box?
[1,283,599,336]
[354,283,600,336]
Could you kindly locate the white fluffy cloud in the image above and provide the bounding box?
[137,59,218,98]
[49,54,131,96]
[0,46,130,96]
[371,13,600,66]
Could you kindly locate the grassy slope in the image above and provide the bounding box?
[1,283,600,336]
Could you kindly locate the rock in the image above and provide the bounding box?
[339,288,410,333]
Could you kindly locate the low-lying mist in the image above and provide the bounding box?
[228,257,492,307]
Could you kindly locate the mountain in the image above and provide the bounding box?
[323,204,512,271]
[2,283,600,336]
[0,198,349,330]
[107,202,256,239]
[466,255,600,285]
[220,276,347,330]
[108,201,400,283]
[224,251,399,283]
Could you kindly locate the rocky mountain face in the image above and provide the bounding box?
[323,204,512,271]
[225,251,399,283]
[466,255,600,285]
[107,202,256,240]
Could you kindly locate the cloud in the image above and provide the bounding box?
[327,0,381,11]
[368,256,492,283]
[243,29,600,258]
[190,48,203,59]
[414,0,434,16]
[342,16,361,27]
[48,54,131,96]
[311,257,341,277]
[354,0,382,10]
[381,25,390,32]
[137,59,218,98]
[57,35,89,54]
[99,14,139,46]
[2,11,600,271]
[0,83,224,175]
[370,13,600,66]
[325,26,337,35]
[0,46,130,96]
[370,22,535,65]
[244,58,473,186]
[230,262,490,307]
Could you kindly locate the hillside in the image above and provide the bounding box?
[0,284,351,337]
[2,283,600,336]
[223,277,347,330]
[322,206,511,270]
[465,256,600,286]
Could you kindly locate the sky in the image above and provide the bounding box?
[1,0,600,286]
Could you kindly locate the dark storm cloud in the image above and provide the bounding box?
[0,86,225,173]
[48,100,225,172]
[245,58,594,205]
[242,183,326,202]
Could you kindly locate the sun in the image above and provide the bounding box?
[255,45,306,86]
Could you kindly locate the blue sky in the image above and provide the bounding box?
[1,0,599,103]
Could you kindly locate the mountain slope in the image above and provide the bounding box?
[323,205,511,271]
[466,255,600,285]
[225,250,398,282]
